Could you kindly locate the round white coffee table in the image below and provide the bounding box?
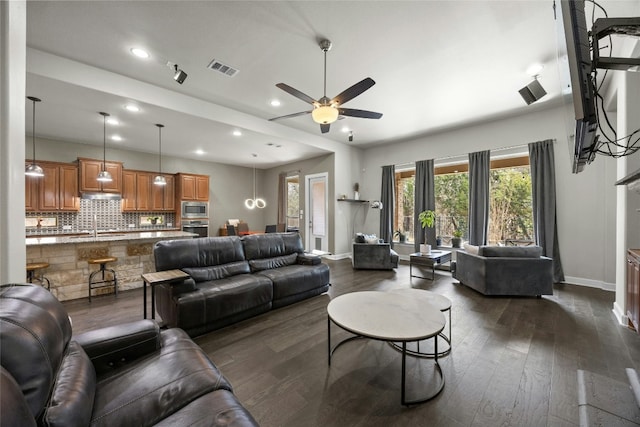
[389,288,452,357]
[327,291,446,405]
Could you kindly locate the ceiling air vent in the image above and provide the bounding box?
[207,59,239,77]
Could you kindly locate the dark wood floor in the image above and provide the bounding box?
[63,259,640,427]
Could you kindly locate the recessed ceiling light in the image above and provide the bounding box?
[106,118,119,125]
[130,48,150,59]
[233,130,242,136]
[341,126,350,133]
[195,149,205,155]
[124,104,140,112]
[111,135,122,141]
[270,99,281,107]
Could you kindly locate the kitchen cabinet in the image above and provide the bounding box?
[122,170,175,211]
[177,173,209,201]
[152,174,175,211]
[78,158,122,194]
[25,161,79,212]
[627,249,640,333]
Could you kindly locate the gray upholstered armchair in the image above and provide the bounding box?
[352,243,399,270]
[455,245,553,296]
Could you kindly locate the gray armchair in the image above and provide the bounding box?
[352,243,399,270]
[455,245,553,296]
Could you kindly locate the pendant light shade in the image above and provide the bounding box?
[96,112,113,182]
[244,154,266,209]
[25,96,44,177]
[154,124,166,186]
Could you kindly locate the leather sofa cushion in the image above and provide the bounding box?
[173,274,273,332]
[249,253,298,272]
[43,341,96,427]
[257,263,330,301]
[154,237,245,271]
[0,367,37,427]
[183,260,250,282]
[0,284,73,418]
[154,389,259,426]
[242,232,303,260]
[91,329,232,427]
[479,245,543,258]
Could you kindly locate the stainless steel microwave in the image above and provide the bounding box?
[181,201,209,219]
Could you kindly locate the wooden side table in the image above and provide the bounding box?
[141,270,190,319]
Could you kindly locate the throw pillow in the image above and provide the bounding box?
[463,242,479,254]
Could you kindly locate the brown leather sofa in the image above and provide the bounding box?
[153,232,330,337]
[0,283,258,427]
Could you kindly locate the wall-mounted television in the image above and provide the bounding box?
[559,0,599,174]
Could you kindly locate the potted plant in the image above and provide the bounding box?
[147,216,160,225]
[394,230,407,243]
[452,228,463,248]
[418,210,436,254]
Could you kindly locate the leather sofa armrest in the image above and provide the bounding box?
[74,319,160,376]
[298,252,321,265]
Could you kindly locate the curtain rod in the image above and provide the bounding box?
[389,141,552,170]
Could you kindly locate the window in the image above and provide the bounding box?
[392,155,532,246]
[286,175,299,230]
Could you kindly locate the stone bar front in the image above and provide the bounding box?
[26,231,196,301]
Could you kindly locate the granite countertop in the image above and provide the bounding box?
[26,230,197,246]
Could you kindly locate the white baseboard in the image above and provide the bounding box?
[562,276,615,292]
[612,301,628,327]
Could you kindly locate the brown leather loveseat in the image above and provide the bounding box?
[0,283,258,427]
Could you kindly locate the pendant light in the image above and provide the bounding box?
[153,124,167,185]
[244,154,266,209]
[96,112,113,182]
[25,96,44,177]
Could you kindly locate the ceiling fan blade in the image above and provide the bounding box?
[331,77,376,106]
[338,108,383,119]
[275,83,317,105]
[268,111,312,121]
[320,123,330,134]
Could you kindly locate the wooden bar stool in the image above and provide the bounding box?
[88,256,118,302]
[26,262,51,290]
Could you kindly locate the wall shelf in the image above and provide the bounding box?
[337,199,369,203]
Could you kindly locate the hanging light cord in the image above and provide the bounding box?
[102,113,107,171]
[31,98,37,165]
[158,125,162,174]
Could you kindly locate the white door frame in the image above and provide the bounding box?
[304,172,329,253]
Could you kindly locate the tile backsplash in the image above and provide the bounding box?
[26,199,176,235]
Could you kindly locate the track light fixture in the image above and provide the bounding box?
[25,96,44,177]
[173,64,187,84]
[518,76,547,105]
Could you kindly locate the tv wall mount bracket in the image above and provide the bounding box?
[592,17,640,71]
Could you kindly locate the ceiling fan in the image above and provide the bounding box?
[269,39,383,134]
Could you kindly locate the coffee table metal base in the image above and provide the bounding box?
[328,317,445,405]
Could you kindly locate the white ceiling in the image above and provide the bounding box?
[24,0,639,169]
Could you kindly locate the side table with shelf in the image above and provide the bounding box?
[141,270,190,319]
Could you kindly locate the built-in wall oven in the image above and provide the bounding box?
[181,201,209,219]
[182,219,209,238]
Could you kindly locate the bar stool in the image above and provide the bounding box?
[26,262,51,290]
[88,256,118,302]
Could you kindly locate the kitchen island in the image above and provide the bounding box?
[27,230,196,301]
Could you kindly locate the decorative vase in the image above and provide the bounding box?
[354,191,359,200]
[420,244,431,255]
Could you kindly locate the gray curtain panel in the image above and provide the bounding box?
[277,172,286,229]
[468,150,490,245]
[414,159,436,252]
[529,139,565,283]
[380,165,395,243]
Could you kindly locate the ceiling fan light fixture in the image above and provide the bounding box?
[312,105,339,124]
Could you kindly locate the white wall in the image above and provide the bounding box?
[361,104,619,288]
